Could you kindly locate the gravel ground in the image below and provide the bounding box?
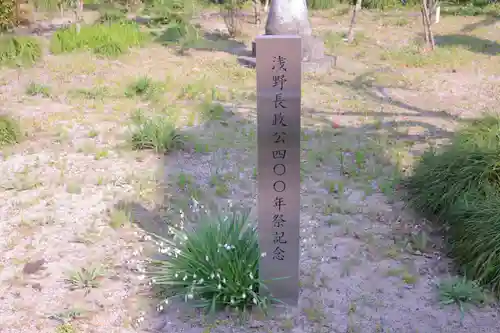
[1,9,499,333]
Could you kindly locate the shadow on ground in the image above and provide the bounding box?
[460,16,499,33]
[434,34,500,56]
[155,27,251,57]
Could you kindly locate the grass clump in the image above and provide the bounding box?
[125,76,163,100]
[0,35,42,67]
[25,82,51,97]
[0,114,22,146]
[129,110,184,153]
[405,114,500,295]
[438,276,487,320]
[50,22,147,57]
[148,206,275,314]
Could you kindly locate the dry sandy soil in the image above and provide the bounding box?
[1,6,500,333]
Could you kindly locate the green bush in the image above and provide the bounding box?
[307,0,420,10]
[0,0,15,32]
[442,3,500,16]
[0,114,22,146]
[307,0,340,10]
[98,8,128,23]
[49,22,147,57]
[148,207,275,313]
[405,114,500,295]
[0,36,42,67]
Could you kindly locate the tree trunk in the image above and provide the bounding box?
[253,0,261,25]
[346,0,362,44]
[76,0,83,34]
[421,0,435,50]
[15,0,21,26]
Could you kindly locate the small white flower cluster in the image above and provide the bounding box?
[154,240,182,257]
[216,243,235,253]
[134,311,146,326]
[156,298,169,312]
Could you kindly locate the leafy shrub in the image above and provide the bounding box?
[129,110,184,153]
[145,0,202,48]
[307,0,340,9]
[50,22,147,57]
[148,206,275,313]
[155,20,200,45]
[0,0,15,32]
[0,36,42,67]
[405,114,500,295]
[0,114,22,146]
[98,8,128,23]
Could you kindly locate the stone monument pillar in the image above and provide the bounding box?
[243,0,335,72]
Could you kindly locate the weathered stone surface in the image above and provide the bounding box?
[263,0,326,61]
[237,54,336,74]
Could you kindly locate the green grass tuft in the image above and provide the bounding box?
[129,110,184,153]
[125,76,163,100]
[405,114,500,295]
[0,35,42,67]
[50,22,147,57]
[438,276,486,320]
[148,207,276,314]
[0,114,22,146]
[25,82,51,97]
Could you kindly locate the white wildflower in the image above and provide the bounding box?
[253,298,257,304]
[241,293,246,299]
[210,272,215,279]
[193,273,197,279]
[217,283,222,290]
[249,272,254,280]
[261,252,267,258]
[187,293,193,299]
[205,255,209,262]
[183,275,188,281]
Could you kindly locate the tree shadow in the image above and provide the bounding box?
[433,34,500,56]
[155,26,251,57]
[461,16,500,33]
[301,69,478,146]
